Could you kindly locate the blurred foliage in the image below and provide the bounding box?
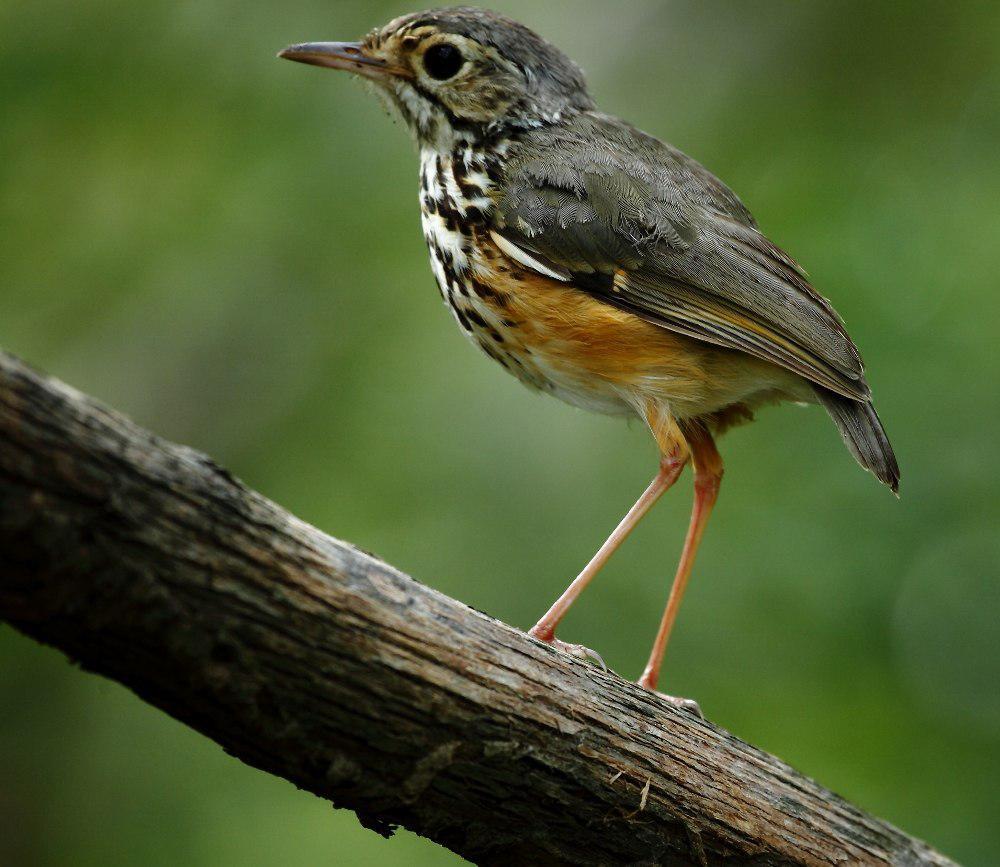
[2,0,999,864]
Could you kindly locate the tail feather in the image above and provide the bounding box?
[815,388,900,494]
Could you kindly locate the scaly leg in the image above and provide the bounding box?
[529,452,687,662]
[637,422,723,705]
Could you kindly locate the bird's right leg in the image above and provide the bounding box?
[529,408,689,665]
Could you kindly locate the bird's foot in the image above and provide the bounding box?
[529,627,607,671]
[550,638,607,671]
[657,693,703,718]
[636,674,703,717]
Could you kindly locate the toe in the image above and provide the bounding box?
[637,679,704,718]
[547,638,608,671]
[660,693,703,718]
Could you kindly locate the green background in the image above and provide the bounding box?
[2,1,999,863]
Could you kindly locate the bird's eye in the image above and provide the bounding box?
[423,43,464,80]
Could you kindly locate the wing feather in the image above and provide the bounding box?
[492,113,871,400]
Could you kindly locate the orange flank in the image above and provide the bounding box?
[471,230,808,430]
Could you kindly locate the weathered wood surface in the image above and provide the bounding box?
[0,351,953,866]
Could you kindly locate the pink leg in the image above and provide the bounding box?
[637,424,723,695]
[529,454,687,651]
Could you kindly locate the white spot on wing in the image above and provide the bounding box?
[490,231,570,282]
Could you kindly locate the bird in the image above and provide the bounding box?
[279,7,899,711]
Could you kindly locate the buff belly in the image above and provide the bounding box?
[418,148,810,430]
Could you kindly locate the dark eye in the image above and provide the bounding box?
[423,43,464,80]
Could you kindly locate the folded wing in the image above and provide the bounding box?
[493,113,869,400]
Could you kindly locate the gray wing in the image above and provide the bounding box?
[492,113,869,400]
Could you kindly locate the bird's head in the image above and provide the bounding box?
[279,7,593,150]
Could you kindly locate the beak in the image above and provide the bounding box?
[277,41,411,82]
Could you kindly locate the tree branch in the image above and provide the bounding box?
[0,350,951,866]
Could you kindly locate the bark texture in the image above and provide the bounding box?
[0,351,953,866]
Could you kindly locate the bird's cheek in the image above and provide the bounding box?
[449,85,515,124]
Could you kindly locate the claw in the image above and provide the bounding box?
[531,629,608,671]
[550,638,607,671]
[655,692,703,718]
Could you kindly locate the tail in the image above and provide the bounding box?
[815,387,900,494]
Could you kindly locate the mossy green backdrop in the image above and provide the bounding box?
[2,1,999,863]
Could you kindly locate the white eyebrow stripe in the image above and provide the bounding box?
[489,230,571,282]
